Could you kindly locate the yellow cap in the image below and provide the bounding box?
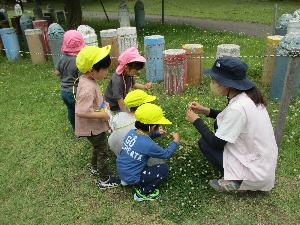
[124,90,156,108]
[76,45,111,73]
[135,103,171,125]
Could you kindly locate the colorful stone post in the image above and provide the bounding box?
[117,27,137,54]
[275,14,293,36]
[100,29,119,69]
[261,35,283,85]
[182,44,204,86]
[0,18,9,55]
[144,35,165,82]
[25,28,47,64]
[134,0,145,28]
[119,0,130,27]
[0,28,20,61]
[216,44,240,58]
[287,19,300,34]
[33,20,50,55]
[270,33,300,100]
[77,25,98,46]
[14,4,22,16]
[163,49,187,95]
[48,23,64,68]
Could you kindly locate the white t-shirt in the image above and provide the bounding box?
[108,112,136,155]
[215,92,278,191]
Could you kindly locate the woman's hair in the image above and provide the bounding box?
[127,61,145,71]
[245,87,267,106]
[135,121,158,132]
[92,54,111,71]
[233,86,267,107]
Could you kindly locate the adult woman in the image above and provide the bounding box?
[186,56,278,192]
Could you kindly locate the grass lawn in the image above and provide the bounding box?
[0,20,300,224]
[5,0,300,25]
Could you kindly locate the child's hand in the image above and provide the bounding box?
[54,69,60,76]
[102,112,110,121]
[159,128,167,136]
[186,109,199,123]
[104,102,110,110]
[171,132,180,143]
[144,82,152,89]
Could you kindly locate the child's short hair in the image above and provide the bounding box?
[128,106,138,112]
[135,121,158,132]
[92,54,111,71]
[126,61,145,71]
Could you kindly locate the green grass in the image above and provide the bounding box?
[8,0,300,25]
[0,20,300,224]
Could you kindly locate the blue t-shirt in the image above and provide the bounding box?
[116,129,178,184]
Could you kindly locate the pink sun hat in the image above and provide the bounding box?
[116,47,146,75]
[61,30,85,56]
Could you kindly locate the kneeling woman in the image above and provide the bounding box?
[186,56,278,192]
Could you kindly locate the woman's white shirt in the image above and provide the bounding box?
[215,92,278,191]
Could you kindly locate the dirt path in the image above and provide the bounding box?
[83,11,272,38]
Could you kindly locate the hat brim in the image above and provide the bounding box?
[128,55,146,63]
[204,68,255,91]
[93,45,111,65]
[116,53,146,75]
[143,95,156,104]
[153,116,172,125]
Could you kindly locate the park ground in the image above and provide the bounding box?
[1,1,300,224]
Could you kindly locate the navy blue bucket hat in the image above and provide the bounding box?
[204,56,256,91]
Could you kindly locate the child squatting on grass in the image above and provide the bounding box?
[108,90,166,166]
[104,47,152,113]
[75,45,120,190]
[54,30,85,130]
[186,56,278,192]
[117,103,180,202]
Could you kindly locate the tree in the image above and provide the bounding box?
[64,0,82,29]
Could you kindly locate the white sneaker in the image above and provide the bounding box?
[97,176,120,190]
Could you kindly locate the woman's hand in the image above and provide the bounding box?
[186,109,200,123]
[188,102,210,116]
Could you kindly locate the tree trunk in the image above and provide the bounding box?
[64,0,82,29]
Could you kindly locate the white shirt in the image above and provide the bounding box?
[215,93,278,191]
[108,112,136,155]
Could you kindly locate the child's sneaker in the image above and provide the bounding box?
[209,178,241,192]
[133,188,160,202]
[88,164,99,176]
[97,176,121,190]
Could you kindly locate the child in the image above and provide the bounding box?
[109,90,166,166]
[186,56,278,192]
[108,89,156,155]
[54,30,85,130]
[104,47,152,112]
[75,45,120,189]
[117,103,180,202]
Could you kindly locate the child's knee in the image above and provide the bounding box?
[156,164,169,178]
